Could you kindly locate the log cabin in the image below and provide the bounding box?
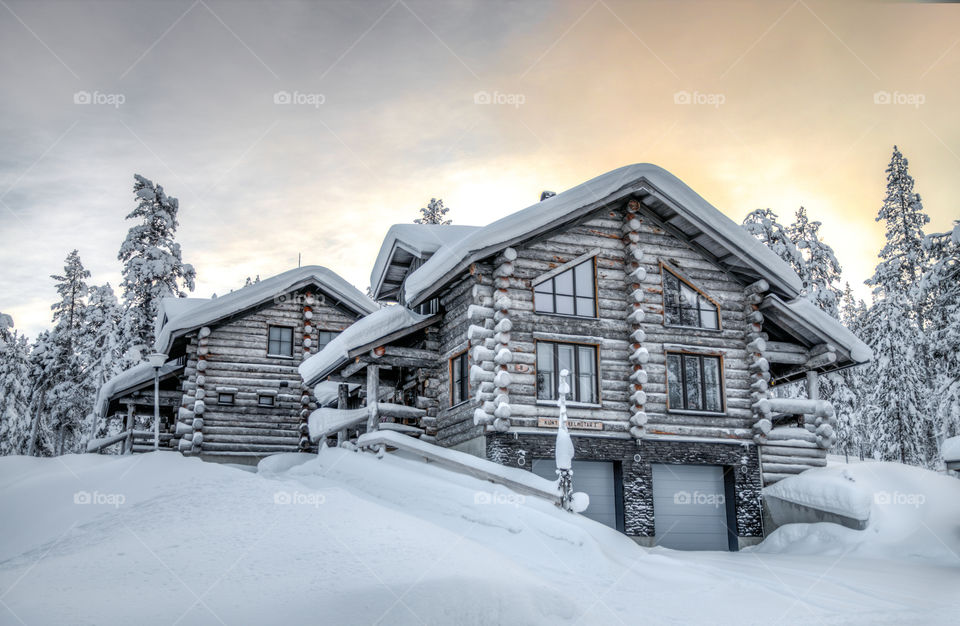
[300,164,871,550]
[93,266,378,462]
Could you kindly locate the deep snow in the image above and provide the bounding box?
[1,450,958,625]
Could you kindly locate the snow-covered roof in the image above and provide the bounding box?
[402,163,805,306]
[155,266,378,354]
[761,295,872,365]
[299,305,430,384]
[154,297,207,342]
[94,360,184,417]
[370,224,480,300]
[942,436,960,463]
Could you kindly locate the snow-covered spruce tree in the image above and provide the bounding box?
[862,147,937,466]
[788,206,843,318]
[32,251,94,455]
[0,314,32,455]
[742,208,804,277]
[414,198,452,225]
[118,175,196,357]
[832,284,870,459]
[79,283,124,441]
[920,222,960,458]
[25,331,57,456]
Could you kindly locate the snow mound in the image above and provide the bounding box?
[754,462,960,564]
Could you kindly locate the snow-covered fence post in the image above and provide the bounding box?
[556,369,575,511]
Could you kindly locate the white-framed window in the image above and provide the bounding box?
[661,265,720,330]
[666,352,724,413]
[267,325,294,357]
[536,341,599,404]
[533,257,597,318]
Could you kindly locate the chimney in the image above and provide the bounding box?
[540,190,556,201]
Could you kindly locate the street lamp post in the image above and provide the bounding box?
[147,352,167,451]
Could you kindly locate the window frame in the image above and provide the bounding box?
[266,325,295,358]
[534,340,601,406]
[532,256,598,319]
[315,330,339,352]
[258,394,276,407]
[449,350,470,407]
[217,392,235,405]
[665,351,726,414]
[659,263,722,332]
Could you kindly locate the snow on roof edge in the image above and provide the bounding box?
[94,360,183,418]
[299,305,430,384]
[402,164,805,306]
[369,224,480,300]
[765,295,873,364]
[155,266,378,354]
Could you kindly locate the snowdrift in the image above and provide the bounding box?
[755,462,960,564]
[1,451,958,625]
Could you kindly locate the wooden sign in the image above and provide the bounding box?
[537,417,603,431]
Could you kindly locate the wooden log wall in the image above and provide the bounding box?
[171,289,361,457]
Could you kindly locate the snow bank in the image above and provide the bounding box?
[299,305,429,384]
[942,435,960,463]
[154,266,378,353]
[3,452,960,624]
[755,462,960,564]
[402,163,805,305]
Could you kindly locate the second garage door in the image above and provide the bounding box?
[532,459,620,530]
[652,463,731,551]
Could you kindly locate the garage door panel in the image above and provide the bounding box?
[532,459,618,530]
[652,463,730,551]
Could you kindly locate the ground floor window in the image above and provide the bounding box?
[536,341,598,404]
[666,352,723,412]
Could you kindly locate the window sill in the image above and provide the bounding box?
[663,323,722,333]
[266,354,296,360]
[666,408,727,417]
[536,400,602,409]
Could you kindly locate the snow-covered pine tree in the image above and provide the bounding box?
[26,331,57,456]
[788,206,843,318]
[0,314,32,455]
[118,174,196,357]
[832,284,870,459]
[414,198,452,225]
[920,222,960,458]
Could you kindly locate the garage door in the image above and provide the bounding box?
[652,464,730,551]
[532,459,619,529]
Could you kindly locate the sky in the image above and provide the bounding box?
[1,0,958,338]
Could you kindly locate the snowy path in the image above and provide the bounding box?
[0,451,957,625]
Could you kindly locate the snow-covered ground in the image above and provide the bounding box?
[1,449,958,625]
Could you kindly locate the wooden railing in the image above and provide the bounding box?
[86,430,175,454]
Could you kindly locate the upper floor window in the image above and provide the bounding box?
[666,352,723,413]
[267,325,294,357]
[316,330,339,352]
[450,351,469,406]
[536,341,598,404]
[417,298,439,315]
[662,267,719,330]
[533,257,596,317]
